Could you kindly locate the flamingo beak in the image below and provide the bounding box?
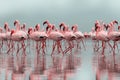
[63,27,65,31]
[28,28,32,34]
[59,24,63,27]
[28,29,30,34]
[103,24,108,30]
[35,24,38,29]
[114,20,118,25]
[14,21,17,26]
[4,24,7,29]
[43,21,47,25]
[95,23,98,27]
[59,23,64,30]
[106,24,110,29]
[95,26,98,31]
[46,26,49,32]
[71,26,74,30]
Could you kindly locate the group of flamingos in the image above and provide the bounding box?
[0,20,120,56]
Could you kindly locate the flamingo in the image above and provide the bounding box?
[95,20,111,56]
[0,27,6,52]
[43,20,64,56]
[107,20,120,55]
[28,24,48,55]
[3,22,13,54]
[59,22,76,54]
[10,20,28,56]
[88,27,100,52]
[71,24,85,52]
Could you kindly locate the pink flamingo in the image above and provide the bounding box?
[59,22,76,54]
[107,20,120,55]
[0,27,8,52]
[10,20,28,56]
[43,20,64,56]
[95,20,111,56]
[4,22,13,54]
[28,24,48,55]
[71,24,85,52]
[0,27,6,52]
[88,27,100,52]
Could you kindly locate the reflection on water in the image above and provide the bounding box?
[0,41,120,80]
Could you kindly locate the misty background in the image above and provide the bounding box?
[0,0,120,32]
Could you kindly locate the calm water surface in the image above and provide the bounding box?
[0,40,120,80]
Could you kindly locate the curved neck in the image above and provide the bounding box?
[16,23,20,31]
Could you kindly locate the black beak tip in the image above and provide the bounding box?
[43,21,48,25]
[71,26,74,30]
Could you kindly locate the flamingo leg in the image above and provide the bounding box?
[16,42,20,56]
[113,41,116,56]
[36,41,39,55]
[101,41,106,57]
[63,41,74,54]
[51,41,57,56]
[107,41,114,53]
[58,41,64,56]
[81,39,86,50]
[41,41,46,55]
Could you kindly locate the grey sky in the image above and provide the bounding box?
[0,0,120,31]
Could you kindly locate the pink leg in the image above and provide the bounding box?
[113,41,116,56]
[36,41,39,55]
[21,41,26,56]
[58,41,64,56]
[101,41,106,57]
[63,41,74,54]
[16,43,20,56]
[81,39,86,50]
[42,41,46,55]
[51,41,57,56]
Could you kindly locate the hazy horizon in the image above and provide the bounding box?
[0,0,120,32]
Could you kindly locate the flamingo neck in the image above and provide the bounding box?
[5,26,9,32]
[16,23,20,31]
[108,25,115,34]
[46,27,52,34]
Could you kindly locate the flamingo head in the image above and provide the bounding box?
[103,24,108,30]
[23,23,26,28]
[95,22,99,27]
[46,26,49,32]
[28,28,33,34]
[43,20,49,26]
[113,20,118,25]
[107,24,111,28]
[52,24,55,30]
[11,29,15,35]
[95,20,99,24]
[46,24,53,32]
[72,24,78,31]
[63,27,66,31]
[95,22,99,31]
[14,20,19,26]
[59,22,65,30]
[4,22,8,29]
[71,26,75,30]
[35,24,40,31]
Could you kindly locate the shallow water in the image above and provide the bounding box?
[0,40,120,80]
